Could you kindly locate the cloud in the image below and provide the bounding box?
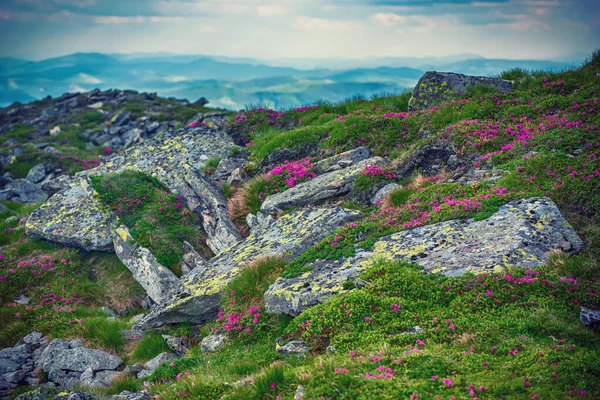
[371,12,408,26]
[256,5,287,17]
[77,73,102,84]
[94,15,182,24]
[295,16,362,31]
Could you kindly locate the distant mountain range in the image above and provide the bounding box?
[0,52,581,110]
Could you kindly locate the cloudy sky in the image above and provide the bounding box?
[0,0,598,61]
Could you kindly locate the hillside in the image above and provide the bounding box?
[0,52,599,400]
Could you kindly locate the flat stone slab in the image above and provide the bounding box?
[408,71,513,111]
[260,157,385,214]
[135,207,363,329]
[265,197,583,316]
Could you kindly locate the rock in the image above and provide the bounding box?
[27,128,236,254]
[181,241,207,275]
[14,294,30,305]
[260,157,386,214]
[26,164,48,183]
[227,167,247,186]
[40,175,76,197]
[111,111,131,127]
[371,183,400,205]
[161,335,188,356]
[41,346,122,373]
[194,97,209,106]
[0,179,46,204]
[408,71,513,111]
[265,197,582,316]
[401,326,424,335]
[121,329,144,341]
[135,207,363,329]
[213,157,246,181]
[314,147,371,173]
[580,306,600,332]
[276,340,309,357]
[38,339,70,371]
[13,384,59,400]
[69,339,85,349]
[26,182,114,251]
[112,225,182,304]
[294,385,307,399]
[201,333,227,353]
[144,352,177,371]
[398,145,455,177]
[109,391,151,400]
[0,358,20,373]
[22,332,42,345]
[178,169,242,254]
[262,141,319,168]
[49,126,61,136]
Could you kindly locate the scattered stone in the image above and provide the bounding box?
[401,326,424,335]
[371,183,400,205]
[161,335,188,356]
[227,167,247,186]
[121,329,144,342]
[260,157,385,214]
[145,352,177,371]
[0,179,47,204]
[314,147,370,173]
[14,295,29,305]
[113,225,182,304]
[26,164,48,184]
[295,385,307,400]
[109,391,151,400]
[265,197,583,316]
[580,306,600,332]
[276,339,309,357]
[201,333,227,353]
[408,71,513,111]
[49,126,61,136]
[398,145,455,177]
[136,207,363,329]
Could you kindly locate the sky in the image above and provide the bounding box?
[0,0,599,61]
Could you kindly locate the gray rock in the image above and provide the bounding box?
[40,175,76,197]
[227,167,247,186]
[260,157,386,214]
[398,145,455,177]
[14,295,30,305]
[401,326,424,335]
[214,157,246,181]
[38,339,70,371]
[121,329,144,341]
[136,207,363,329]
[22,332,42,345]
[109,391,151,400]
[111,111,131,127]
[13,384,59,400]
[26,164,48,183]
[201,333,227,353]
[112,225,182,304]
[371,183,400,205]
[161,335,188,356]
[294,385,307,400]
[136,369,153,379]
[144,352,177,371]
[0,179,46,204]
[276,340,309,357]
[265,197,583,316]
[314,147,370,173]
[0,358,20,373]
[580,306,600,332]
[409,71,513,111]
[42,347,122,373]
[26,183,114,251]
[69,339,85,349]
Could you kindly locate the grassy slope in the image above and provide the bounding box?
[1,53,599,399]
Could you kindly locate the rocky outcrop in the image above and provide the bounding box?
[136,352,177,379]
[265,197,583,316]
[313,147,370,173]
[135,207,363,329]
[201,333,227,353]
[113,225,182,304]
[580,306,600,332]
[26,127,238,254]
[408,71,513,111]
[260,157,385,214]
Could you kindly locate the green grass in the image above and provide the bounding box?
[132,331,172,362]
[90,170,213,271]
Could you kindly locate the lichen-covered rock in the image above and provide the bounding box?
[276,339,309,357]
[113,225,182,304]
[135,207,363,329]
[313,147,370,173]
[26,181,114,251]
[201,333,227,353]
[408,71,513,111]
[41,344,122,373]
[265,197,582,316]
[260,157,385,214]
[26,128,237,253]
[109,391,151,400]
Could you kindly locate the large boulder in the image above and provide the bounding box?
[27,181,114,251]
[113,225,182,304]
[41,346,122,373]
[260,157,385,214]
[265,197,583,316]
[26,128,239,254]
[408,71,513,111]
[135,207,363,329]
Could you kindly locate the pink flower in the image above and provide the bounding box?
[442,378,454,387]
[364,317,371,322]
